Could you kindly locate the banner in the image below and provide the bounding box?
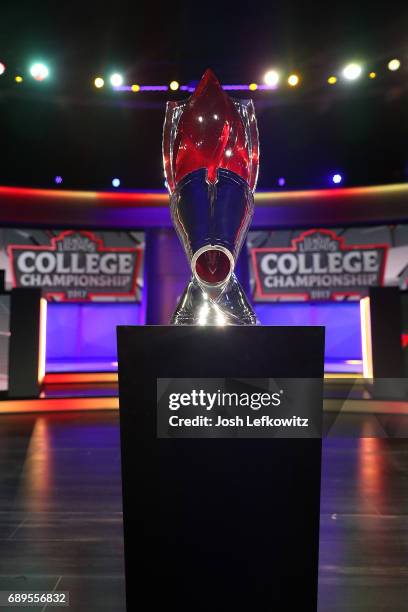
[0,229,144,302]
[248,225,408,301]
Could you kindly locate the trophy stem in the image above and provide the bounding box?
[171,273,259,326]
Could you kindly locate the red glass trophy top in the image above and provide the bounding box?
[172,69,251,187]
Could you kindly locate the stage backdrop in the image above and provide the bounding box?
[0,229,145,372]
[248,225,408,372]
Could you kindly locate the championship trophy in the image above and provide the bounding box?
[163,69,259,325]
[118,70,323,612]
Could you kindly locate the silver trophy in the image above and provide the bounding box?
[163,69,259,325]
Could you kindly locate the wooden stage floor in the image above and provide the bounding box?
[0,411,407,611]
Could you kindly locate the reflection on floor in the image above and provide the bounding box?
[0,412,407,611]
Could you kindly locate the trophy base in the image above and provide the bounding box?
[117,325,324,611]
[171,273,259,325]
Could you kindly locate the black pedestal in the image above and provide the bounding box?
[117,325,324,611]
[368,287,403,377]
[8,288,44,398]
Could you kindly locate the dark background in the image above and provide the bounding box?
[0,0,407,190]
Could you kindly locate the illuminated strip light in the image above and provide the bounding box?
[44,372,118,384]
[139,85,169,91]
[325,373,364,379]
[0,186,169,203]
[2,183,408,205]
[113,84,279,93]
[360,296,374,379]
[114,85,169,91]
[38,297,47,385]
[254,182,408,201]
[222,85,251,90]
[0,396,119,414]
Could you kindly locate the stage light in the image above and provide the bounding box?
[54,175,63,185]
[264,70,280,87]
[110,73,123,87]
[29,62,49,81]
[0,62,5,76]
[112,178,121,188]
[388,58,401,71]
[287,74,299,87]
[131,84,140,92]
[15,75,23,83]
[169,80,179,91]
[278,177,286,187]
[342,63,362,81]
[94,77,104,89]
[249,83,258,91]
[369,71,376,79]
[332,173,342,184]
[327,76,337,85]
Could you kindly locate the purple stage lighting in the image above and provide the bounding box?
[278,177,286,187]
[54,175,63,185]
[332,173,342,184]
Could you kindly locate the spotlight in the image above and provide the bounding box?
[342,63,362,81]
[169,80,179,91]
[332,173,342,184]
[54,175,63,185]
[29,62,49,81]
[249,83,258,91]
[264,70,280,87]
[369,71,376,79]
[110,73,123,87]
[0,62,5,76]
[94,77,104,89]
[327,76,337,85]
[287,74,300,87]
[131,84,140,92]
[15,75,23,83]
[112,178,121,188]
[278,177,286,187]
[388,58,401,71]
